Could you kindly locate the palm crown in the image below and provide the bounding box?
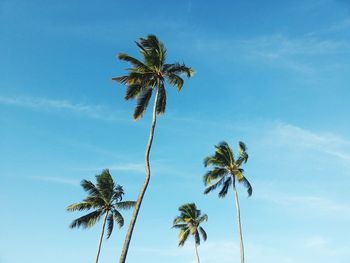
[203,141,252,197]
[67,169,135,238]
[112,34,193,120]
[173,203,208,246]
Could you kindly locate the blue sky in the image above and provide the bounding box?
[1,0,350,262]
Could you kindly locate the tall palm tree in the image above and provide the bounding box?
[113,34,193,262]
[203,141,252,263]
[67,169,136,263]
[172,203,208,263]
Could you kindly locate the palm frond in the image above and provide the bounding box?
[118,53,150,72]
[172,223,188,229]
[156,83,166,115]
[178,229,190,246]
[163,63,193,78]
[106,213,114,239]
[198,214,208,224]
[113,209,124,228]
[80,180,100,197]
[194,230,200,245]
[133,87,153,120]
[112,185,124,202]
[69,210,103,229]
[203,176,226,195]
[139,35,166,69]
[239,176,253,197]
[203,156,226,168]
[237,141,248,165]
[115,201,136,210]
[199,226,207,241]
[112,75,129,84]
[203,167,228,186]
[165,73,184,91]
[218,176,232,198]
[125,83,143,100]
[66,202,93,212]
[96,169,114,202]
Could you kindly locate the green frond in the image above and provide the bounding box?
[163,63,194,78]
[96,169,115,202]
[118,53,150,72]
[173,216,185,225]
[80,180,100,197]
[125,84,143,100]
[113,209,124,228]
[156,83,166,115]
[69,210,103,229]
[165,73,184,91]
[194,230,200,245]
[204,176,226,195]
[203,156,226,168]
[115,201,136,210]
[218,176,232,198]
[112,185,124,202]
[112,75,129,84]
[198,214,208,223]
[239,176,253,197]
[106,212,114,239]
[66,202,93,212]
[199,226,207,241]
[172,223,188,229]
[133,87,153,120]
[138,35,166,69]
[236,141,248,165]
[178,229,190,246]
[203,167,228,186]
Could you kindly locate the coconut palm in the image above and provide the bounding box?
[172,203,208,263]
[113,34,193,262]
[203,141,252,263]
[67,169,135,263]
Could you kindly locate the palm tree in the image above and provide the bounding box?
[113,34,193,262]
[203,141,252,263]
[172,203,208,263]
[67,169,136,263]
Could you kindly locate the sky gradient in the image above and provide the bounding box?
[1,0,350,262]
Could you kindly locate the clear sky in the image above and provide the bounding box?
[1,0,350,262]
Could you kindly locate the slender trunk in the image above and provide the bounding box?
[119,90,159,263]
[233,183,245,263]
[96,211,109,263]
[195,243,200,263]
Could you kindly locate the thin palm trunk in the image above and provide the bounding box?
[233,183,245,263]
[119,89,159,263]
[96,211,109,263]
[195,243,200,263]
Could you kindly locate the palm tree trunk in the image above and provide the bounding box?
[119,90,159,263]
[233,183,245,263]
[96,212,108,263]
[195,243,200,263]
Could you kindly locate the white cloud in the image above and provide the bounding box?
[193,32,349,74]
[257,192,350,218]
[268,122,350,161]
[30,176,79,186]
[0,95,124,121]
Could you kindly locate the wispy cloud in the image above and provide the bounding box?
[258,192,350,218]
[0,95,124,121]
[269,123,350,161]
[193,31,349,74]
[30,176,79,186]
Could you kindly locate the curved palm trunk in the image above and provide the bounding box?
[233,183,245,263]
[119,90,159,263]
[96,212,109,263]
[195,243,200,263]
